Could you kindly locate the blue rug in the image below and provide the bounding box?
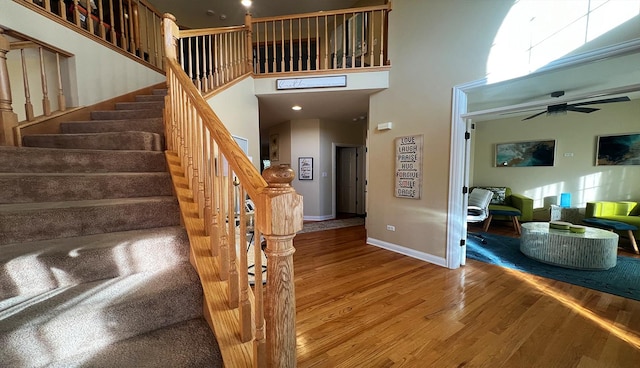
[467,233,640,301]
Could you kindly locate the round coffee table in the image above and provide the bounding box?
[520,222,619,270]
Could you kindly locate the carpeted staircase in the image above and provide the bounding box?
[0,90,223,367]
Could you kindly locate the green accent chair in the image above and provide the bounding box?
[473,187,534,234]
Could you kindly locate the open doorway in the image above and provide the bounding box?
[334,145,365,218]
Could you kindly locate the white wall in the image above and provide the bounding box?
[291,119,322,219]
[2,1,165,111]
[472,99,640,208]
[207,77,261,170]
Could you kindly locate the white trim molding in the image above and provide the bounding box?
[367,237,448,268]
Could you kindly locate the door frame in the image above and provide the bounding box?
[332,142,366,219]
[447,40,640,269]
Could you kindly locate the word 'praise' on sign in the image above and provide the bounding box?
[394,134,423,199]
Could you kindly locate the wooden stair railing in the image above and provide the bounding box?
[16,0,165,71]
[163,14,303,368]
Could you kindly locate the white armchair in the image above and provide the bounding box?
[468,188,493,244]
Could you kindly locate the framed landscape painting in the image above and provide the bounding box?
[596,133,640,165]
[495,140,556,167]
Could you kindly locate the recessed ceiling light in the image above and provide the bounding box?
[241,0,252,7]
[292,105,302,111]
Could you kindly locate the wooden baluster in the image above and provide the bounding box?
[153,12,160,66]
[73,0,81,28]
[127,0,135,52]
[109,0,116,45]
[207,35,214,91]
[260,164,303,368]
[271,21,276,73]
[279,20,284,72]
[297,19,301,71]
[370,11,374,67]
[38,47,51,116]
[196,117,205,219]
[360,12,365,68]
[238,186,252,342]
[253,226,266,368]
[287,19,292,72]
[228,173,239,308]
[213,34,219,87]
[245,14,253,74]
[324,16,328,70]
[203,126,212,233]
[210,137,220,257]
[143,7,150,62]
[20,49,35,121]
[186,104,194,186]
[43,0,51,12]
[263,22,268,73]
[0,29,19,146]
[316,16,319,71]
[332,15,337,69]
[380,9,386,66]
[97,0,106,39]
[350,12,355,69]
[187,37,194,86]
[195,36,201,91]
[59,0,66,21]
[118,0,126,48]
[219,155,229,280]
[307,17,311,71]
[85,0,94,34]
[55,53,65,111]
[342,14,346,68]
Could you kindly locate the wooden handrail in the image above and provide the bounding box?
[180,25,248,38]
[163,13,303,367]
[251,4,391,22]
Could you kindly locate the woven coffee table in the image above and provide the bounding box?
[520,222,619,270]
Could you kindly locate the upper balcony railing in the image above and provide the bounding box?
[16,0,165,71]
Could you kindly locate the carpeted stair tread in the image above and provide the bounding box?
[0,196,180,245]
[116,101,165,110]
[152,89,167,95]
[136,94,165,102]
[91,109,162,120]
[22,131,162,151]
[0,172,172,203]
[0,265,204,367]
[0,146,167,173]
[47,318,222,368]
[0,226,189,299]
[60,118,164,134]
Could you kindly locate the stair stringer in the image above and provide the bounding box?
[165,150,254,367]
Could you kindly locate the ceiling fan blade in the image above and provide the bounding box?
[499,108,543,116]
[522,111,547,121]
[567,106,600,113]
[572,96,630,106]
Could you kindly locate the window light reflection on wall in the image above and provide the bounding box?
[486,0,640,83]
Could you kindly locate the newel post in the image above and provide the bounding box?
[162,13,179,62]
[0,28,18,146]
[260,164,303,368]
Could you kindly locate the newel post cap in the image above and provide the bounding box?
[262,164,295,192]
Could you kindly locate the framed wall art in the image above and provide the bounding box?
[495,140,555,167]
[298,157,313,180]
[596,133,640,165]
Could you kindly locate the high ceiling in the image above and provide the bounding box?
[147,1,640,128]
[146,0,362,29]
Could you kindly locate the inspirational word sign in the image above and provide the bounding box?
[394,134,423,199]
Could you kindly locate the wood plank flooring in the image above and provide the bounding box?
[293,223,640,367]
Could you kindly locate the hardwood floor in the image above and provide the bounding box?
[293,223,640,367]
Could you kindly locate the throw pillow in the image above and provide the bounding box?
[478,186,507,205]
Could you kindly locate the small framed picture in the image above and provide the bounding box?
[298,157,313,180]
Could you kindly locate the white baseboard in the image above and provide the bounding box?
[303,215,335,221]
[367,237,448,268]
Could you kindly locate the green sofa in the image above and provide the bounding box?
[585,201,640,239]
[474,186,534,222]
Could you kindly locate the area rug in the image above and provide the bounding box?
[298,217,364,234]
[467,233,640,301]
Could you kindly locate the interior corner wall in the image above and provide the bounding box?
[471,99,640,208]
[2,2,165,109]
[268,121,292,167]
[366,0,512,259]
[206,77,261,170]
[290,119,322,219]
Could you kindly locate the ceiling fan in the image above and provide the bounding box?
[521,91,631,121]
